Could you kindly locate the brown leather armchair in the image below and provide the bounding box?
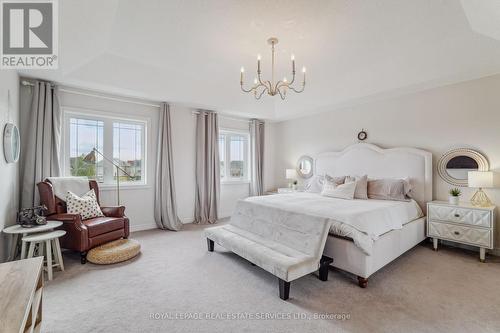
[37,179,130,264]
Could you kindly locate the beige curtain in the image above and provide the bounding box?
[194,111,220,224]
[154,103,182,231]
[250,119,265,196]
[20,81,62,208]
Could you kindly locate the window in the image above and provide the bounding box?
[65,111,146,185]
[113,122,143,182]
[219,129,249,183]
[69,118,104,181]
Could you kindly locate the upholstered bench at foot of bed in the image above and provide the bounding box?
[205,225,333,300]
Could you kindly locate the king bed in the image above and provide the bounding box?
[206,143,432,297]
[311,143,432,287]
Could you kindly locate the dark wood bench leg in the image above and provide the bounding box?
[319,255,334,281]
[278,279,290,300]
[207,238,214,252]
[358,276,368,288]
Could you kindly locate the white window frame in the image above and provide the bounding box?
[62,107,148,188]
[219,128,250,184]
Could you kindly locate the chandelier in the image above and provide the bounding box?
[240,37,306,100]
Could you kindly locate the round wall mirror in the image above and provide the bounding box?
[437,148,488,186]
[3,123,20,163]
[296,155,314,179]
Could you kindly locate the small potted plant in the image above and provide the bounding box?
[449,188,461,205]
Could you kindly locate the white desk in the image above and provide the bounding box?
[3,221,63,261]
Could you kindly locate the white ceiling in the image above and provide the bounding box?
[19,0,500,121]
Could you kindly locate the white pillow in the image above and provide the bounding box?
[321,180,356,200]
[305,174,346,193]
[66,189,104,220]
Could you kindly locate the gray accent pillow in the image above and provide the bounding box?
[367,178,411,201]
[345,175,368,199]
[305,174,346,193]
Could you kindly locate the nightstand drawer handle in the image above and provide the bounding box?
[454,214,460,218]
[453,231,460,235]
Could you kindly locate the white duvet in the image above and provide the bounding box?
[243,192,423,255]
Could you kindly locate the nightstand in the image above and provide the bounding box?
[427,200,496,262]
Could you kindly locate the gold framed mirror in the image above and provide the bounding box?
[437,148,489,186]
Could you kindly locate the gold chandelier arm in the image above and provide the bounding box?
[241,80,268,93]
[276,87,286,100]
[287,72,306,93]
[240,82,255,93]
[288,83,305,94]
[254,86,268,100]
[273,80,284,92]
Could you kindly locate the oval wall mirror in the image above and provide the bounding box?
[296,155,314,179]
[437,148,488,186]
[3,123,20,163]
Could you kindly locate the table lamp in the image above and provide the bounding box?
[468,171,494,207]
[285,169,297,188]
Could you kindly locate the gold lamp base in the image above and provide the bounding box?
[470,188,493,207]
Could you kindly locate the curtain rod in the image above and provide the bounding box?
[22,80,262,123]
[21,80,55,88]
[21,80,161,108]
[191,111,259,123]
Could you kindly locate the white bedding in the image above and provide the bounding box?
[243,192,423,255]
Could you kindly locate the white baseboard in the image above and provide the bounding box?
[130,222,156,232]
[181,217,194,224]
[130,216,194,232]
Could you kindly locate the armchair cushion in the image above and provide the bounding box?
[83,216,126,238]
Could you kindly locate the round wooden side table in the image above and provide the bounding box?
[23,230,66,281]
[2,221,63,261]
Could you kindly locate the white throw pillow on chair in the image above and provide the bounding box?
[321,180,356,200]
[66,189,104,220]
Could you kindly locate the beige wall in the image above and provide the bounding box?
[272,74,500,252]
[0,71,19,262]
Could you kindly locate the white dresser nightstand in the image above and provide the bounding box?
[427,200,496,262]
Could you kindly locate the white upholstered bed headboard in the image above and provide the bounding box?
[314,143,432,212]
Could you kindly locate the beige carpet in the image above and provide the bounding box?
[42,223,500,333]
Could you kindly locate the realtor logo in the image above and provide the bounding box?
[1,0,58,69]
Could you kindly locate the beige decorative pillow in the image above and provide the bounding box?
[66,189,104,220]
[345,175,368,199]
[321,180,356,200]
[367,178,410,201]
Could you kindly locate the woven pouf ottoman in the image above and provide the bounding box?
[87,239,141,264]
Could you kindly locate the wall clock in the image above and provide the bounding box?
[3,123,20,163]
[357,129,368,141]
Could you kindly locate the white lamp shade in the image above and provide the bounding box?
[285,169,297,179]
[468,171,494,188]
